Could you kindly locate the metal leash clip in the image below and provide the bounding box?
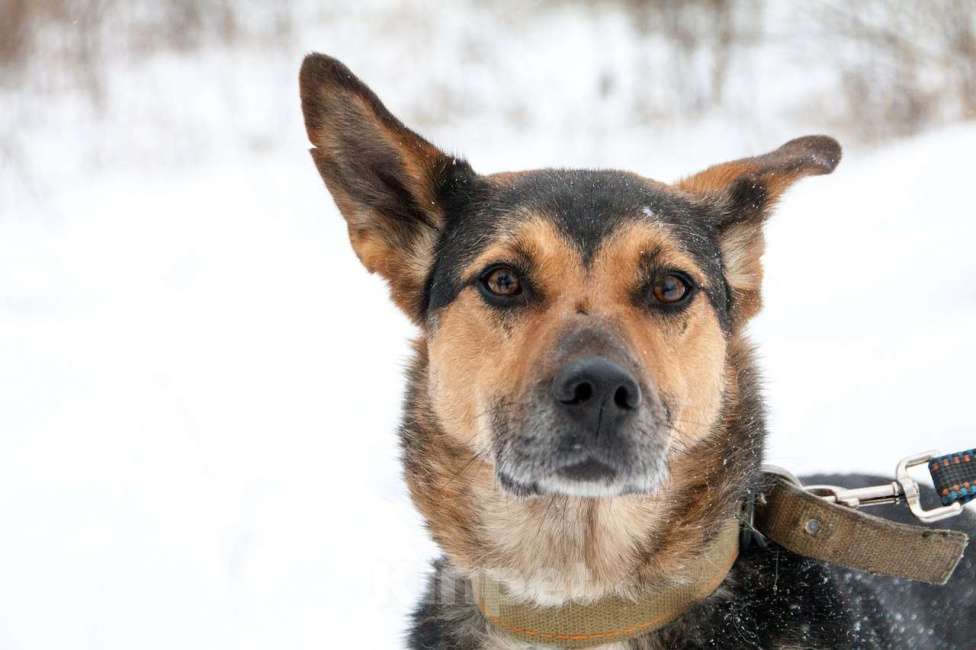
[768,450,968,524]
[805,451,965,523]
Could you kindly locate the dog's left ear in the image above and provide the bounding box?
[677,135,841,323]
[300,53,475,322]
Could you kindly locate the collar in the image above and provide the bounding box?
[755,470,968,585]
[471,459,972,648]
[471,518,740,648]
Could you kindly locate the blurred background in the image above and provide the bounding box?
[1,1,974,648]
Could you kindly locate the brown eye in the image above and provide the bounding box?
[651,273,691,304]
[483,266,522,297]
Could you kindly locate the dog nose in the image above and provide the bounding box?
[552,357,641,426]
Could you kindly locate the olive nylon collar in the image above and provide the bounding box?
[472,519,740,648]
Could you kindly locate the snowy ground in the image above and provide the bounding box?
[2,6,976,648]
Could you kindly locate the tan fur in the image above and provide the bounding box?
[677,154,819,206]
[716,221,766,321]
[590,222,727,452]
[413,215,736,604]
[428,216,585,454]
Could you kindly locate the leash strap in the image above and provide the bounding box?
[755,473,969,585]
[930,448,976,506]
[472,519,740,648]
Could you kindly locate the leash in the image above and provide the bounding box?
[477,447,973,648]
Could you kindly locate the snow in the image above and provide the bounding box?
[756,124,976,473]
[2,5,975,648]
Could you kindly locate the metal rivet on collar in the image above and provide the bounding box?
[804,518,822,536]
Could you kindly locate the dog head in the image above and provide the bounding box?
[300,53,840,500]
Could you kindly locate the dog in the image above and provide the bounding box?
[299,53,976,649]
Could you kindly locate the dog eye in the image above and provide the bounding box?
[482,266,522,297]
[651,273,692,305]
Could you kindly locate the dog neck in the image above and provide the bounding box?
[401,337,764,607]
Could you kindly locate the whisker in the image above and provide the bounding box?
[438,447,491,490]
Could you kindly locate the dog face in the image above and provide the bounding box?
[300,54,840,499]
[423,178,733,498]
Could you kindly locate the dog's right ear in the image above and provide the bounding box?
[299,53,474,322]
